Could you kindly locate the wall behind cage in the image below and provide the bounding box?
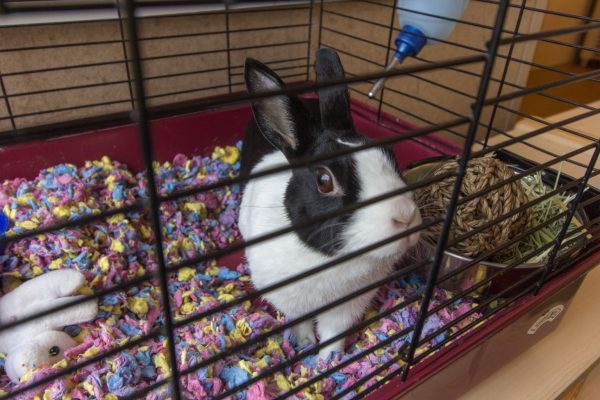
[0,5,312,131]
[0,0,548,141]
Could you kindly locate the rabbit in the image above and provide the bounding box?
[238,48,422,360]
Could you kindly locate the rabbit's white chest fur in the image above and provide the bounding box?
[239,151,394,356]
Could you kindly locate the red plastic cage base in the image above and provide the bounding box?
[1,99,598,399]
[0,100,458,180]
[376,259,594,400]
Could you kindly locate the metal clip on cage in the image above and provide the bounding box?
[0,0,599,399]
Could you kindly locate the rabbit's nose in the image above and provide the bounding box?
[392,202,418,229]
[392,217,407,229]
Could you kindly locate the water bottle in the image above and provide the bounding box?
[369,0,470,98]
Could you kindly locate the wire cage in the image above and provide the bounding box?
[0,0,599,399]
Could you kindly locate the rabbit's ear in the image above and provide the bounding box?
[245,58,309,157]
[315,48,354,132]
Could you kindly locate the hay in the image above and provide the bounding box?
[414,154,532,258]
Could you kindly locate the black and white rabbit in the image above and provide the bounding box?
[239,48,421,359]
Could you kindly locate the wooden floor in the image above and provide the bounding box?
[519,63,600,118]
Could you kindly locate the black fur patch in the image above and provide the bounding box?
[284,139,361,256]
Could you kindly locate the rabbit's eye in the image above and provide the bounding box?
[48,346,60,356]
[316,167,334,194]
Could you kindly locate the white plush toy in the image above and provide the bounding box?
[0,269,97,383]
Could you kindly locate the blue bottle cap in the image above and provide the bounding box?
[0,212,8,254]
[394,25,427,61]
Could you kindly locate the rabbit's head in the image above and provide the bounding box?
[244,48,421,263]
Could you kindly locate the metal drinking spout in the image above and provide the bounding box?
[368,57,401,99]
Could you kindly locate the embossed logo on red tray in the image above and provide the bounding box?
[528,305,565,335]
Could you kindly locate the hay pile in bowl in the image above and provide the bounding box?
[412,154,532,258]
